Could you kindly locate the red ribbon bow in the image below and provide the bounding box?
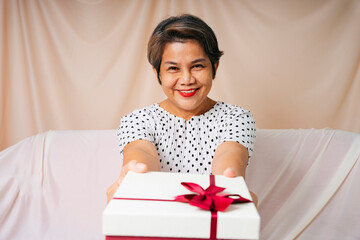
[174,181,252,212]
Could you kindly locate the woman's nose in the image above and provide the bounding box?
[180,69,195,84]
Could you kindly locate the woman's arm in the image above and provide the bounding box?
[106,139,160,203]
[211,141,248,177]
[211,141,258,206]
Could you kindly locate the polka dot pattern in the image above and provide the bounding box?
[118,102,256,175]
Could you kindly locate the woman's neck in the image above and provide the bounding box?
[159,98,217,121]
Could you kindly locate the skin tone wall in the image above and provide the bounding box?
[2,0,359,151]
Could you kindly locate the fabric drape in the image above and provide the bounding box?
[1,129,359,239]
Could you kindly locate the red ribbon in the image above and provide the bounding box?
[174,175,251,212]
[112,175,251,240]
[174,175,251,239]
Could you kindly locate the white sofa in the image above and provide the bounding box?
[0,129,359,240]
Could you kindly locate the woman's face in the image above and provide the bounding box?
[157,40,218,118]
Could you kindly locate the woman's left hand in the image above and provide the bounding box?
[106,161,148,204]
[223,167,258,207]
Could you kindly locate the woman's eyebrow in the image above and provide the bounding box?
[191,58,207,64]
[163,61,178,65]
[163,58,207,66]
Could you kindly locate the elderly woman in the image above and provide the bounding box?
[107,14,257,204]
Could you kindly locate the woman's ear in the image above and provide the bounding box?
[152,67,157,76]
[152,67,162,85]
[213,61,220,79]
[215,61,220,72]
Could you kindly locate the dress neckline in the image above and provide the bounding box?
[154,101,221,122]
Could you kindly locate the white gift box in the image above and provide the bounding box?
[103,171,260,239]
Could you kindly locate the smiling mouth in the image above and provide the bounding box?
[178,88,199,97]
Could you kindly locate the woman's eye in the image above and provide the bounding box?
[168,66,179,71]
[192,64,204,69]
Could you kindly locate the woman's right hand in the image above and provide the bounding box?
[106,160,148,204]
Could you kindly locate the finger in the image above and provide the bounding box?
[250,191,258,208]
[116,160,135,184]
[131,162,147,173]
[116,170,127,185]
[116,161,147,185]
[106,182,119,203]
[223,168,238,178]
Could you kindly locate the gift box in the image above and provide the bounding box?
[103,171,260,239]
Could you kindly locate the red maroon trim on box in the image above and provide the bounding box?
[106,236,246,240]
[106,236,207,240]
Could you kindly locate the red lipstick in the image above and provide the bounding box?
[178,89,198,97]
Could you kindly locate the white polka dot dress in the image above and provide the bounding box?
[118,102,256,175]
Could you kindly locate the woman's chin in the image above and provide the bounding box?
[174,99,202,111]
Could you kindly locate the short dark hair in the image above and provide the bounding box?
[147,14,224,84]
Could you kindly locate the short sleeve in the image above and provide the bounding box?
[117,110,155,159]
[219,109,256,159]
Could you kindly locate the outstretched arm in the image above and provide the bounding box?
[211,141,258,206]
[106,139,160,203]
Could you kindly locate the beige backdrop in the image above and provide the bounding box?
[1,0,360,151]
